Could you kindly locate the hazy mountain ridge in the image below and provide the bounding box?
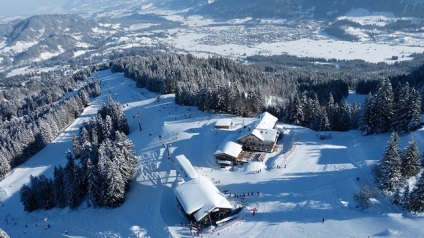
[188,0,424,19]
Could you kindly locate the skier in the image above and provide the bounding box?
[322,218,325,223]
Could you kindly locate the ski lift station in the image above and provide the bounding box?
[173,155,233,224]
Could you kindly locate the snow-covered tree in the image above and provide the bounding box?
[406,89,421,133]
[360,93,376,135]
[391,83,410,132]
[335,101,351,131]
[400,184,411,211]
[318,110,331,131]
[35,175,54,210]
[86,157,102,207]
[53,166,67,208]
[354,186,375,209]
[409,171,424,212]
[0,153,11,178]
[401,138,421,179]
[78,89,90,107]
[64,151,83,209]
[98,148,126,207]
[303,94,321,130]
[20,181,37,212]
[102,115,114,140]
[377,131,403,194]
[288,95,304,125]
[374,79,394,134]
[114,131,137,187]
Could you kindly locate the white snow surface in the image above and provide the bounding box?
[2,70,424,237]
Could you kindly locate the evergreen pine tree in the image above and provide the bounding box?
[377,131,403,194]
[78,90,90,107]
[102,115,114,140]
[308,94,321,130]
[98,146,126,207]
[37,119,54,146]
[391,83,410,132]
[86,157,102,207]
[392,188,402,205]
[338,101,352,131]
[20,183,37,212]
[0,153,11,178]
[401,184,411,211]
[401,138,421,179]
[326,93,336,130]
[115,131,137,187]
[104,159,126,207]
[406,89,421,133]
[36,175,54,210]
[409,170,424,212]
[360,93,375,135]
[64,151,83,209]
[374,79,394,134]
[289,95,304,125]
[72,135,82,158]
[318,110,331,131]
[53,166,67,208]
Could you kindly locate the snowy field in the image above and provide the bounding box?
[2,70,424,237]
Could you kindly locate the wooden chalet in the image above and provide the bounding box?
[214,141,243,166]
[237,112,281,152]
[172,155,233,224]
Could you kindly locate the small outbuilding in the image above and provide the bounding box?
[214,141,243,166]
[215,119,233,129]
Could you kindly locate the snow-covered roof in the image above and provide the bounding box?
[174,155,199,181]
[255,112,278,130]
[215,118,233,128]
[214,141,243,158]
[252,129,279,142]
[175,176,233,222]
[238,128,279,142]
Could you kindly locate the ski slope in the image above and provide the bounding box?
[1,70,424,237]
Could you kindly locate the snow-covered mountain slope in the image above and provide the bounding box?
[1,69,424,237]
[1,0,423,23]
[0,14,113,64]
